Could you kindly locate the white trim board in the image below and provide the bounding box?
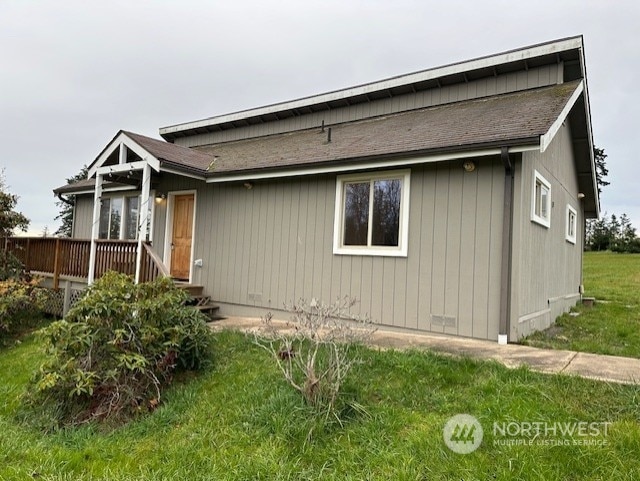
[540,80,584,152]
[62,185,137,196]
[206,145,540,184]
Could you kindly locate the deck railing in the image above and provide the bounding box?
[3,237,168,286]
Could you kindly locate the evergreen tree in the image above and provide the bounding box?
[54,165,88,237]
[593,147,610,195]
[0,170,29,237]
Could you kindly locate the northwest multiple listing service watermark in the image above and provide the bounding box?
[443,414,611,454]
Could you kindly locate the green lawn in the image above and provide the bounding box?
[522,251,640,358]
[1,329,640,480]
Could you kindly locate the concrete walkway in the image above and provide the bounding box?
[210,317,640,385]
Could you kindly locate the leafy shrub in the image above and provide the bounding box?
[0,278,44,338]
[255,297,375,419]
[25,271,214,427]
[0,250,27,281]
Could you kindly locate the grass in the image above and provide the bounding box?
[1,329,640,480]
[522,251,640,358]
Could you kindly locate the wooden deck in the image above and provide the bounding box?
[4,237,168,286]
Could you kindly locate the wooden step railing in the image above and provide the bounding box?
[139,242,171,283]
[3,237,169,286]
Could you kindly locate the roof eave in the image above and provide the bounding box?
[204,138,541,183]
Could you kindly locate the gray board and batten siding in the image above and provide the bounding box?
[143,158,507,341]
[72,197,93,239]
[511,121,583,339]
[176,64,563,149]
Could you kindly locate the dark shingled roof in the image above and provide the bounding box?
[55,80,581,194]
[122,131,214,172]
[197,81,581,175]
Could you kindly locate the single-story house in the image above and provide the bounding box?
[49,36,598,343]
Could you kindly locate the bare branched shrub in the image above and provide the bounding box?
[255,297,376,416]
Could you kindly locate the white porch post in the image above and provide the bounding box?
[135,163,151,283]
[87,173,103,284]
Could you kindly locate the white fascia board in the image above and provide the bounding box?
[540,80,584,153]
[88,132,161,178]
[64,185,137,195]
[578,45,600,217]
[88,131,128,178]
[205,144,539,183]
[160,166,206,181]
[161,37,582,137]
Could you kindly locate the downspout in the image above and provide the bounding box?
[56,193,75,207]
[499,147,514,345]
[56,193,76,238]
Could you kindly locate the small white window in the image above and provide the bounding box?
[333,170,410,256]
[566,204,577,244]
[531,170,551,228]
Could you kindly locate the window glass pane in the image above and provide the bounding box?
[540,185,549,219]
[98,199,110,239]
[146,203,152,241]
[569,212,575,237]
[110,197,123,239]
[534,181,542,217]
[343,182,370,246]
[125,196,139,240]
[372,179,401,246]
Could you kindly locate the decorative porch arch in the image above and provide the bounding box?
[87,133,161,284]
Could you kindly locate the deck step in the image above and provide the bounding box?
[192,303,224,320]
[173,280,223,320]
[193,304,220,312]
[174,283,204,297]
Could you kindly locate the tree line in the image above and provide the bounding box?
[586,213,640,253]
[585,147,638,252]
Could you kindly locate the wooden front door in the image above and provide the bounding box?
[170,194,194,280]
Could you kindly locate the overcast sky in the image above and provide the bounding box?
[1,1,638,235]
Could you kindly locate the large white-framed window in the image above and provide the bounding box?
[333,169,410,257]
[531,170,551,228]
[98,193,152,240]
[566,204,577,244]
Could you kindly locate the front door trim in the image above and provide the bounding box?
[163,189,197,283]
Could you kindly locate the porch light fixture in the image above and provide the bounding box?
[463,160,476,172]
[154,193,166,203]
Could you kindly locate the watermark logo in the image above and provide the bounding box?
[443,414,483,454]
[492,421,611,447]
[443,416,611,452]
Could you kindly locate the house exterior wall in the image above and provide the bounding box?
[510,122,583,340]
[175,64,562,148]
[149,158,505,340]
[72,195,94,239]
